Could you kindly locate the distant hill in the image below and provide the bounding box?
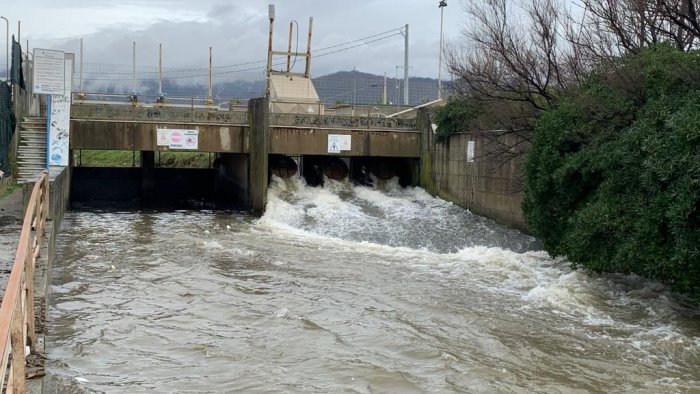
[314,71,439,106]
[84,71,440,106]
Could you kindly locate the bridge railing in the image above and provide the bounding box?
[72,92,249,111]
[269,112,417,130]
[71,102,249,125]
[0,171,49,393]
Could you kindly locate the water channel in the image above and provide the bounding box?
[45,177,700,393]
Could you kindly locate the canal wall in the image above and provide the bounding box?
[418,110,530,233]
[22,167,71,392]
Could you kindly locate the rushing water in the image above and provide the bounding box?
[45,177,700,393]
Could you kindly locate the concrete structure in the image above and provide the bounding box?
[418,109,529,232]
[11,100,422,212]
[269,74,324,115]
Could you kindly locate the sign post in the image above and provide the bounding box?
[33,48,73,167]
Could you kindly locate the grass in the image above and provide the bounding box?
[75,150,212,168]
[75,150,138,167]
[0,180,20,199]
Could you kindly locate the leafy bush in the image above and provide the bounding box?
[433,98,480,142]
[524,45,700,299]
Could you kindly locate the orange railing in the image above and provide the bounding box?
[0,171,49,393]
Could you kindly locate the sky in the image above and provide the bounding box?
[2,0,463,80]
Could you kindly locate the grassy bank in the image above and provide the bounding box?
[74,150,212,168]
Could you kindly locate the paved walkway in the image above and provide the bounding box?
[0,182,25,290]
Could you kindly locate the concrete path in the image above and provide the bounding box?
[0,184,24,290]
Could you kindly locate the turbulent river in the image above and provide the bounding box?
[45,177,700,393]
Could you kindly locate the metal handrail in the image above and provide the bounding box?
[71,92,249,110]
[0,171,49,392]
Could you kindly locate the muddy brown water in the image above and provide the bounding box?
[45,177,700,393]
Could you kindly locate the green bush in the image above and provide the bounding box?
[524,45,700,299]
[433,98,480,142]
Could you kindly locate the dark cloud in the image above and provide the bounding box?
[12,0,460,79]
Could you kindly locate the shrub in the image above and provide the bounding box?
[524,45,700,299]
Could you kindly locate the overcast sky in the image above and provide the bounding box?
[3,0,463,79]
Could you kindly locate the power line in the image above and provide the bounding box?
[315,32,404,58]
[77,26,406,80]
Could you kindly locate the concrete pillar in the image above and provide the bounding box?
[140,151,155,202]
[215,153,249,207]
[417,108,435,194]
[248,98,269,215]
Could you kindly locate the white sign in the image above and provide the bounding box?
[328,134,351,154]
[157,129,199,150]
[48,54,74,167]
[48,95,70,166]
[33,48,66,96]
[467,140,475,163]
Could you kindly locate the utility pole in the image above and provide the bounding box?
[395,65,401,110]
[131,41,136,95]
[403,24,409,106]
[383,72,387,105]
[79,38,84,94]
[266,4,275,98]
[207,46,213,105]
[158,43,163,98]
[304,17,313,78]
[438,1,447,100]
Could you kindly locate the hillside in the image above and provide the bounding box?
[86,71,440,106]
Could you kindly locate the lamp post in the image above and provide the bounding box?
[0,16,8,82]
[438,1,447,100]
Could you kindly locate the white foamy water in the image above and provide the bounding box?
[45,176,700,393]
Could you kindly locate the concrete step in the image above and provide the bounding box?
[18,150,45,154]
[18,140,46,144]
[18,163,45,168]
[19,141,46,145]
[18,153,46,158]
[18,153,45,157]
[18,151,45,155]
[17,158,46,162]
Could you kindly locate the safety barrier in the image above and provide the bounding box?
[0,171,49,393]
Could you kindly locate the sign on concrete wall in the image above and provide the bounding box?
[328,134,351,154]
[467,140,475,163]
[33,48,66,96]
[48,95,71,166]
[48,54,74,167]
[157,129,199,150]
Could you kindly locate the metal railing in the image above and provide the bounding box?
[269,112,417,130]
[0,171,49,393]
[72,92,249,111]
[70,100,249,126]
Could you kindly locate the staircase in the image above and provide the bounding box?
[17,117,47,183]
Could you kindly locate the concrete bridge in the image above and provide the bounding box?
[39,98,420,213]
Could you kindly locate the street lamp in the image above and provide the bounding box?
[438,1,447,100]
[0,16,8,82]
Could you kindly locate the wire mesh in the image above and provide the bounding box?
[68,25,444,107]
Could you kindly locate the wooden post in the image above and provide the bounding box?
[24,239,36,351]
[10,294,26,393]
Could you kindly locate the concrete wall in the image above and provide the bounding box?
[418,110,530,233]
[216,153,250,208]
[71,121,246,153]
[269,128,420,157]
